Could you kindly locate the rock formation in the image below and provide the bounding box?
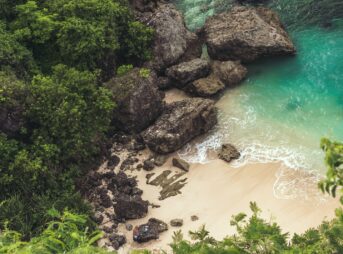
[105,68,164,133]
[142,98,217,154]
[204,6,296,62]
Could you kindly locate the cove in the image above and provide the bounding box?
[175,1,343,176]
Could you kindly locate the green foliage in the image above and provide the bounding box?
[0,22,37,79]
[116,64,134,76]
[139,68,151,78]
[319,138,343,203]
[26,65,115,163]
[0,211,114,253]
[10,0,153,79]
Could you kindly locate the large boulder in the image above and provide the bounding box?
[204,6,296,62]
[142,98,217,154]
[211,61,247,86]
[105,68,164,133]
[140,4,202,72]
[184,76,225,97]
[114,194,149,220]
[166,58,210,88]
[133,218,168,243]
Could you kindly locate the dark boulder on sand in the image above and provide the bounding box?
[133,218,168,243]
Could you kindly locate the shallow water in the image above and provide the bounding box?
[174,0,343,181]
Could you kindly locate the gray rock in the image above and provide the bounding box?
[157,76,173,90]
[92,211,104,224]
[125,223,133,231]
[133,218,168,243]
[108,233,126,250]
[166,58,210,88]
[218,144,240,163]
[140,4,202,72]
[211,61,247,86]
[170,219,183,227]
[143,159,155,171]
[142,98,217,154]
[191,215,199,221]
[107,155,120,169]
[204,6,296,62]
[105,68,164,133]
[114,195,148,220]
[172,158,190,172]
[185,76,225,97]
[153,155,168,167]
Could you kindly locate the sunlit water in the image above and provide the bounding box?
[173,0,343,199]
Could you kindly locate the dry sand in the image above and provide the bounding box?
[119,158,340,253]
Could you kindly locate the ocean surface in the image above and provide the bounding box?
[173,0,343,198]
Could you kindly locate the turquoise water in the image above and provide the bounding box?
[175,0,343,182]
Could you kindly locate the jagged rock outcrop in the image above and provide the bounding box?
[166,58,210,88]
[105,68,164,133]
[218,144,240,162]
[211,60,247,86]
[184,76,225,97]
[139,4,202,72]
[133,218,168,243]
[204,6,296,62]
[142,98,217,154]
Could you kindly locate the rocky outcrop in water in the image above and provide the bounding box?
[218,144,240,162]
[139,4,202,72]
[142,98,217,154]
[105,68,164,133]
[211,60,247,87]
[204,6,296,62]
[133,218,168,243]
[166,58,210,88]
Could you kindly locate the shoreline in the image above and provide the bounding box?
[119,158,340,253]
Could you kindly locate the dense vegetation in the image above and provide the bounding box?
[0,0,153,241]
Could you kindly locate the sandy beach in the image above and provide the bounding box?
[119,158,340,253]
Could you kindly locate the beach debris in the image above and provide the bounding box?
[133,218,168,243]
[218,144,240,163]
[191,215,199,221]
[172,158,190,172]
[170,219,184,227]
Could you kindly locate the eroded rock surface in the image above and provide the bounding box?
[218,144,240,163]
[139,4,202,72]
[204,6,296,62]
[105,68,164,133]
[211,60,247,86]
[185,76,225,97]
[142,98,217,154]
[166,58,210,87]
